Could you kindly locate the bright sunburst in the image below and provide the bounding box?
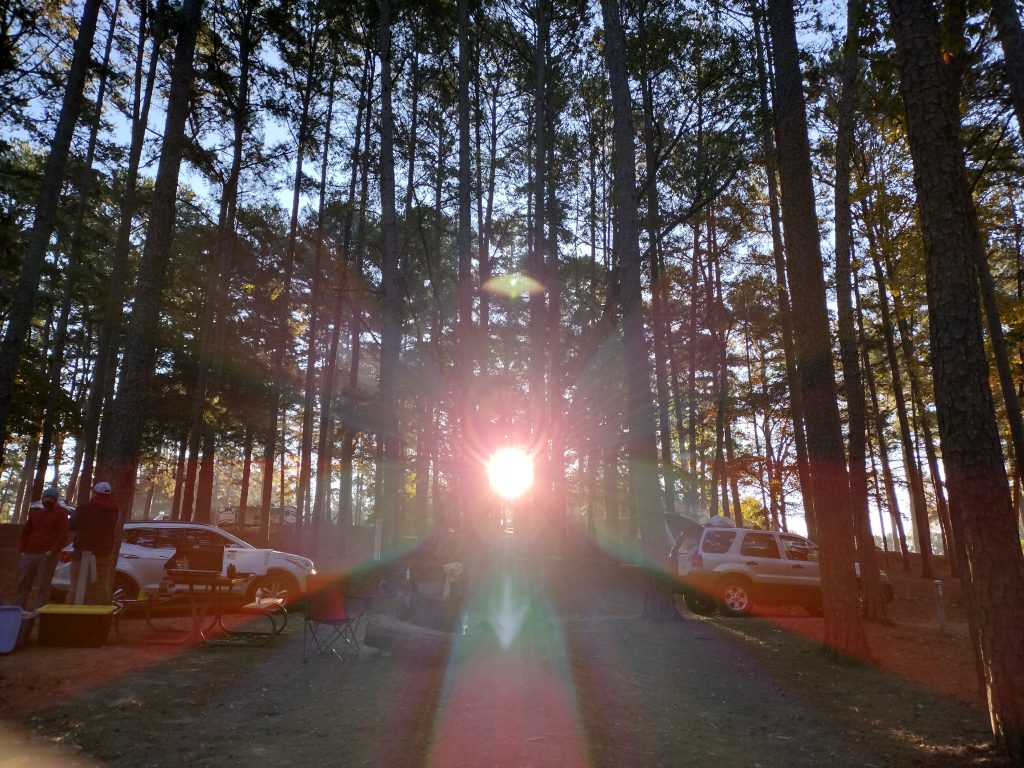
[486,446,534,500]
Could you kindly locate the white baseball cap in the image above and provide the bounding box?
[93,481,112,495]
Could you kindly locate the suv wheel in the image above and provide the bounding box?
[251,573,298,605]
[683,594,716,616]
[112,574,138,615]
[719,577,754,617]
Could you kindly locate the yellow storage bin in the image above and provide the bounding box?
[37,604,115,647]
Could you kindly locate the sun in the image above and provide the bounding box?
[486,447,534,500]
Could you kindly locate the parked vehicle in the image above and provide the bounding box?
[51,520,315,612]
[667,516,894,617]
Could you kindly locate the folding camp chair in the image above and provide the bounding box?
[302,574,364,662]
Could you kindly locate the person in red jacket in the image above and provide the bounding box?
[16,487,71,610]
[68,482,121,605]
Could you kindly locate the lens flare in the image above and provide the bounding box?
[482,273,544,299]
[487,447,534,500]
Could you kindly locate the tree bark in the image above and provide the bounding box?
[300,71,337,545]
[869,246,932,575]
[752,5,816,539]
[600,0,674,620]
[95,0,204,511]
[887,0,1024,756]
[259,15,323,547]
[195,0,257,526]
[767,0,869,659]
[525,0,549,549]
[891,304,956,572]
[990,0,1024,134]
[33,0,120,501]
[377,0,403,553]
[455,0,474,539]
[314,47,372,552]
[833,0,886,620]
[77,0,166,501]
[638,20,676,516]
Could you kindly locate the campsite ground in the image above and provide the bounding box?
[0,531,1009,768]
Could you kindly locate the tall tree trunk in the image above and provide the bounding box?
[96,0,204,511]
[169,433,187,521]
[338,58,374,543]
[725,417,742,524]
[260,21,322,548]
[864,347,910,561]
[638,26,676,516]
[526,0,549,549]
[475,21,497,348]
[455,0,474,540]
[546,121,566,553]
[687,224,701,512]
[195,0,257,526]
[0,0,102,449]
[975,250,1024,494]
[600,0,672,620]
[413,390,431,537]
[767,0,868,659]
[77,0,166,501]
[710,218,729,519]
[854,260,912,564]
[377,0,402,553]
[34,0,120,501]
[238,427,253,521]
[14,432,39,523]
[602,442,619,537]
[887,0,1024,756]
[752,5,816,540]
[315,48,372,553]
[833,0,886,620]
[990,0,1024,134]
[891,304,956,572]
[869,246,932,575]
[300,72,337,548]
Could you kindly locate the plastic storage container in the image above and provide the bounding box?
[0,606,21,653]
[36,604,115,647]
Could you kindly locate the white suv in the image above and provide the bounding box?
[51,520,316,611]
[670,520,894,617]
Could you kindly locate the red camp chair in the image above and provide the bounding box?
[302,574,364,662]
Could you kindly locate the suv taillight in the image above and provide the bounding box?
[690,552,703,570]
[59,550,73,564]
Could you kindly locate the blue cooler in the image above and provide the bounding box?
[0,605,21,653]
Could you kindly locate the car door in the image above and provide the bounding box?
[187,527,261,588]
[737,532,790,600]
[779,533,821,604]
[121,526,176,592]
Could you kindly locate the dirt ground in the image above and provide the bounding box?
[0,536,1009,768]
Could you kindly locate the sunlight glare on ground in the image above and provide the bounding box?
[489,577,529,649]
[487,447,534,500]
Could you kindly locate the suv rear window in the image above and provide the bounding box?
[701,530,737,554]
